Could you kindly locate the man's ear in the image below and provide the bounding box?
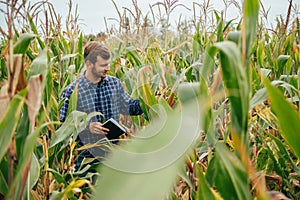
[86,60,92,67]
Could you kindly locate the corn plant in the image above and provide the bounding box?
[1,0,300,199]
[92,0,300,199]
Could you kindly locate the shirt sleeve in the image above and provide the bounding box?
[117,81,143,116]
[128,98,143,115]
[59,85,74,122]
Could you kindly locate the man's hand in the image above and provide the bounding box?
[89,122,109,135]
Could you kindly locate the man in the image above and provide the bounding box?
[59,41,143,169]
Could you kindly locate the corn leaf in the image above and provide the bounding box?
[276,55,291,77]
[126,46,143,67]
[48,168,67,186]
[243,0,259,57]
[0,89,27,162]
[27,14,45,49]
[93,83,203,200]
[227,31,241,46]
[75,33,84,72]
[49,111,87,149]
[214,41,249,136]
[264,78,300,159]
[206,143,251,200]
[13,33,36,54]
[267,133,300,173]
[0,159,8,196]
[27,50,48,89]
[26,153,40,190]
[197,166,219,200]
[200,46,218,81]
[8,126,44,199]
[137,66,157,107]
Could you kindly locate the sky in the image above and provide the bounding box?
[0,0,299,35]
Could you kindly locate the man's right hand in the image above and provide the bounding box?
[89,122,109,135]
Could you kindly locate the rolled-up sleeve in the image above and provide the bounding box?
[117,81,143,116]
[129,99,143,115]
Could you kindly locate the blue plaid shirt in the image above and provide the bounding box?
[59,73,142,158]
[60,73,142,123]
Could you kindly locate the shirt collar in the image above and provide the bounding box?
[100,76,109,85]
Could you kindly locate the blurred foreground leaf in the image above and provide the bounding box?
[93,83,204,200]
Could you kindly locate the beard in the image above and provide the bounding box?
[91,66,106,79]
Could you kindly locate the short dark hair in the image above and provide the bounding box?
[84,42,111,63]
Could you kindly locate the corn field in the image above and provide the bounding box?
[0,0,300,199]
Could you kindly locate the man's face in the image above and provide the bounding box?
[91,56,111,79]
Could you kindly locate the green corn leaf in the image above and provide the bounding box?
[137,66,157,108]
[207,143,251,200]
[75,33,84,72]
[44,68,54,108]
[199,75,212,140]
[251,62,261,93]
[282,34,293,54]
[214,11,224,42]
[0,89,27,162]
[13,33,36,54]
[27,14,38,35]
[60,35,70,54]
[29,153,40,189]
[49,191,64,200]
[250,88,268,109]
[227,31,242,46]
[50,41,60,59]
[277,55,291,76]
[250,80,290,109]
[256,148,269,171]
[49,111,87,149]
[125,46,143,67]
[0,155,9,195]
[257,40,265,68]
[27,50,48,89]
[243,0,259,57]
[62,53,77,62]
[27,50,48,77]
[93,83,203,200]
[267,133,300,173]
[200,46,218,80]
[15,107,30,169]
[122,68,136,95]
[243,0,259,86]
[197,166,219,200]
[48,168,67,186]
[77,32,83,54]
[27,14,45,49]
[223,18,236,33]
[264,78,300,160]
[214,41,249,136]
[0,57,7,81]
[7,128,41,199]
